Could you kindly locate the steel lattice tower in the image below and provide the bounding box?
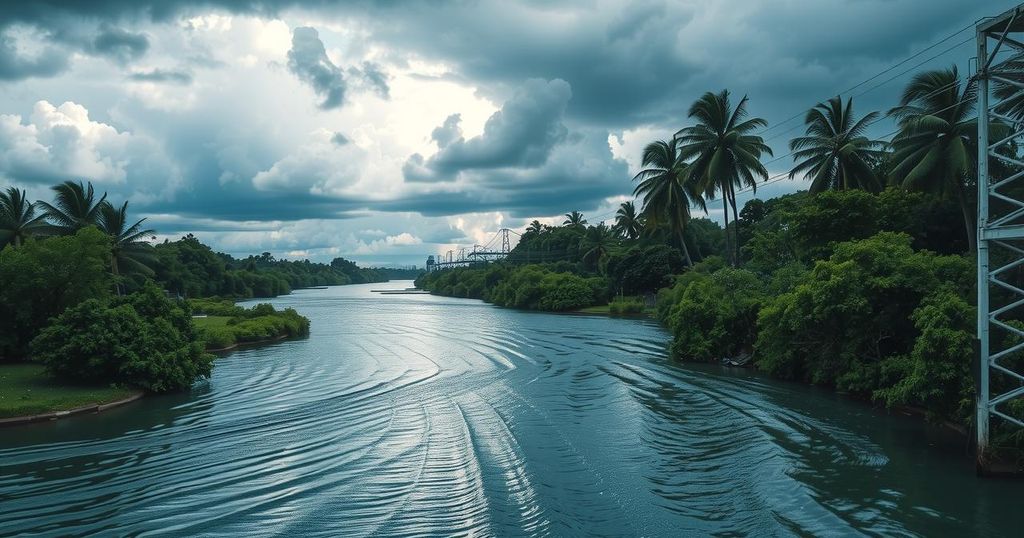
[976,5,1024,472]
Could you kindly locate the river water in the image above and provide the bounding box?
[0,282,1020,536]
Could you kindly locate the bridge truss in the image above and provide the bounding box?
[426,229,516,271]
[977,5,1024,472]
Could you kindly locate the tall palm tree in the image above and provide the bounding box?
[887,66,1001,253]
[633,138,704,266]
[563,211,587,230]
[98,200,156,293]
[789,96,886,193]
[579,223,615,273]
[676,90,772,266]
[527,220,544,235]
[0,187,50,248]
[38,180,107,234]
[613,201,643,240]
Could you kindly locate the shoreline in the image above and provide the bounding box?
[204,333,290,352]
[0,391,145,428]
[2,333,297,428]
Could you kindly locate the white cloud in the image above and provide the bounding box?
[0,100,181,201]
[252,128,366,195]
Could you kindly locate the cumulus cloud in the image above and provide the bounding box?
[252,129,365,195]
[405,78,571,181]
[287,26,347,109]
[431,113,462,148]
[391,126,628,217]
[3,101,129,184]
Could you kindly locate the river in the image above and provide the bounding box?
[0,282,1020,536]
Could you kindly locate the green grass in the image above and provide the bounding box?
[192,316,231,330]
[576,305,611,314]
[0,364,137,419]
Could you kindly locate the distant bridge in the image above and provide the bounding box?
[426,228,518,271]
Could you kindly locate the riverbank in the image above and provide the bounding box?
[0,364,142,422]
[190,300,310,351]
[1,308,308,425]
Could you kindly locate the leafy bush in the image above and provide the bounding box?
[661,268,764,361]
[193,302,310,349]
[0,227,113,360]
[30,284,213,393]
[874,290,975,422]
[608,298,645,316]
[417,264,607,312]
[755,232,972,394]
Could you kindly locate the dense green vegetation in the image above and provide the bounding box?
[152,235,411,299]
[32,283,213,393]
[0,179,408,407]
[418,66,1024,453]
[190,299,310,350]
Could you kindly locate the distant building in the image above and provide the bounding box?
[426,255,436,272]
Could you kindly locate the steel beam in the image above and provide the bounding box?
[977,6,1024,474]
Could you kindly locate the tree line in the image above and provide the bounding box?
[0,180,420,394]
[418,65,1024,455]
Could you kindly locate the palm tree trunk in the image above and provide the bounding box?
[678,227,693,267]
[955,179,977,254]
[721,194,733,266]
[727,182,741,266]
[111,254,122,296]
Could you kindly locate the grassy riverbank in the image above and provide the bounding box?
[0,364,138,419]
[191,299,310,351]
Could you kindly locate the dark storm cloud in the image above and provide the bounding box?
[91,25,149,63]
[287,26,347,109]
[0,34,68,80]
[405,78,572,181]
[129,68,193,84]
[5,0,1021,227]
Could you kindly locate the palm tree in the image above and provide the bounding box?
[613,201,643,240]
[676,90,772,266]
[789,96,886,193]
[579,223,615,273]
[0,187,50,248]
[38,180,107,234]
[888,66,1001,253]
[98,200,156,293]
[527,220,544,235]
[632,138,704,266]
[563,211,587,230]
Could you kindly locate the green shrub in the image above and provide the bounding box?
[755,232,972,394]
[663,268,764,361]
[608,298,644,316]
[0,227,113,360]
[30,284,213,393]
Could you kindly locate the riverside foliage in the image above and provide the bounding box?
[0,180,410,395]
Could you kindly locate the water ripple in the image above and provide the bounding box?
[0,284,1018,537]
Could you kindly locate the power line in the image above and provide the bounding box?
[757,19,979,138]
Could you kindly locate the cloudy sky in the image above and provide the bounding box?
[0,0,1015,266]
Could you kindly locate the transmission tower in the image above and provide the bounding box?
[501,228,511,254]
[976,5,1024,474]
